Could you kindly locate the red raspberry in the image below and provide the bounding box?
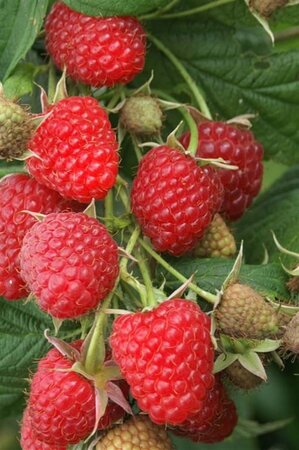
[45,2,146,87]
[20,407,66,450]
[110,299,215,426]
[0,173,78,301]
[131,146,219,256]
[26,96,119,203]
[20,212,119,319]
[175,375,238,443]
[28,341,129,446]
[180,121,263,220]
[202,165,224,213]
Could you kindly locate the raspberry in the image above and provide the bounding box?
[110,298,215,425]
[26,96,119,203]
[45,2,146,87]
[0,93,33,160]
[20,407,66,450]
[97,379,130,431]
[28,341,129,446]
[96,415,174,450]
[20,212,119,318]
[175,375,237,443]
[180,121,263,220]
[0,173,78,301]
[283,312,299,354]
[131,145,219,256]
[216,283,279,339]
[203,165,224,214]
[193,213,236,258]
[225,360,263,390]
[120,95,163,136]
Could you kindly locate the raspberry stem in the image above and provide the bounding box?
[147,33,212,118]
[151,0,237,19]
[135,247,157,307]
[139,237,218,304]
[104,190,114,225]
[140,0,181,19]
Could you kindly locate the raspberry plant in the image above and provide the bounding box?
[1,1,299,450]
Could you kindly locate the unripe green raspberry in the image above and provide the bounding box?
[193,213,236,258]
[96,415,174,450]
[120,95,163,136]
[216,283,279,339]
[283,312,299,354]
[225,360,263,390]
[0,93,32,160]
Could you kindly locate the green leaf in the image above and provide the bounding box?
[0,0,48,81]
[141,19,299,164]
[160,259,290,300]
[62,0,171,16]
[0,297,81,419]
[0,298,51,418]
[3,63,44,100]
[236,166,299,265]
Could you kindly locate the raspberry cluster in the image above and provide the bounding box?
[0,1,275,449]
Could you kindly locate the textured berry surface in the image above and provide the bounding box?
[110,298,215,425]
[194,213,236,258]
[283,312,299,354]
[27,96,119,203]
[20,407,66,450]
[28,341,95,445]
[0,173,78,300]
[0,95,32,160]
[120,95,163,135]
[180,121,263,220]
[225,360,263,390]
[216,283,279,339]
[20,212,119,318]
[175,375,238,443]
[97,415,174,449]
[45,2,146,87]
[131,146,219,256]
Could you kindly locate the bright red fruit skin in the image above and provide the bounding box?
[45,2,146,87]
[110,298,215,426]
[0,173,78,300]
[131,146,219,256]
[26,96,119,203]
[28,341,95,445]
[20,212,119,318]
[180,122,263,220]
[175,375,238,443]
[20,407,66,450]
[28,341,129,446]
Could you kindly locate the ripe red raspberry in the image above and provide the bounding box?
[175,375,238,443]
[131,146,219,256]
[110,299,215,426]
[26,96,119,203]
[180,121,263,220]
[28,341,129,446]
[0,173,78,301]
[45,2,146,87]
[20,212,119,319]
[20,407,66,450]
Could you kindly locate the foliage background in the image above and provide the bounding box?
[1,0,299,449]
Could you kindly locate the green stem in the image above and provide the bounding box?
[136,248,157,307]
[147,33,212,118]
[106,88,121,109]
[139,237,217,304]
[84,291,115,375]
[120,226,141,272]
[104,190,114,223]
[156,0,236,19]
[120,268,147,308]
[47,61,57,104]
[140,0,181,19]
[178,106,199,156]
[116,175,131,213]
[131,135,143,162]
